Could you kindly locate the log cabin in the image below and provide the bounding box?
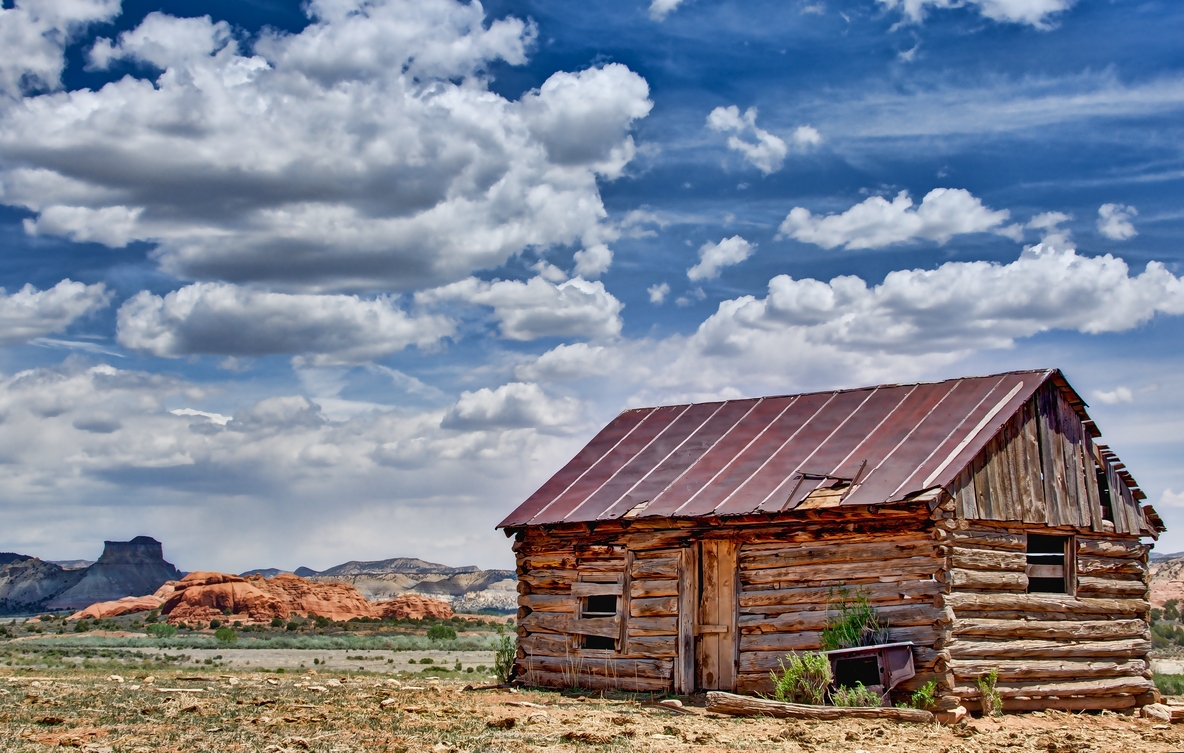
[497,369,1165,713]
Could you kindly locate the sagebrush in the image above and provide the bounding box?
[831,681,882,708]
[820,587,890,651]
[976,668,1002,717]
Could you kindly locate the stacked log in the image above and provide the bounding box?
[733,527,951,698]
[943,524,1153,712]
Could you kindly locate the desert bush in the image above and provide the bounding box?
[209,619,221,629]
[831,682,882,708]
[770,652,832,705]
[907,679,939,710]
[493,631,516,684]
[147,623,177,638]
[1155,673,1184,696]
[286,621,299,632]
[270,617,284,627]
[427,625,457,641]
[214,627,237,644]
[976,669,1002,717]
[74,620,90,633]
[820,588,889,651]
[144,610,160,624]
[1166,599,1180,621]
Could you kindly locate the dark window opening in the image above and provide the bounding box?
[583,634,616,650]
[583,594,617,616]
[1096,467,1115,523]
[833,656,880,689]
[1027,534,1068,594]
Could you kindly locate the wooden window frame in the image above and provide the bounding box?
[1025,532,1076,596]
[572,575,624,653]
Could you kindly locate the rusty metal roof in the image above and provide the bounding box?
[499,369,1133,528]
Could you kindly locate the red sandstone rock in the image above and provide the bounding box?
[375,593,454,620]
[69,595,164,620]
[161,572,287,624]
[249,573,379,623]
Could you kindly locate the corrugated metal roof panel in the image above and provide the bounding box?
[498,368,1133,528]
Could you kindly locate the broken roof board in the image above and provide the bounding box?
[499,369,1140,528]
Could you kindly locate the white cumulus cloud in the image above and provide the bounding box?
[1098,203,1138,241]
[0,0,120,98]
[417,275,623,341]
[878,0,1075,29]
[441,382,580,430]
[687,236,755,281]
[780,188,1015,250]
[116,283,454,365]
[647,282,670,305]
[0,0,652,291]
[0,280,110,346]
[649,0,688,21]
[707,106,793,175]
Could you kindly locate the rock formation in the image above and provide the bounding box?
[374,593,454,620]
[0,557,86,614]
[45,537,182,611]
[69,595,165,620]
[1151,554,1184,608]
[296,557,516,612]
[150,571,452,624]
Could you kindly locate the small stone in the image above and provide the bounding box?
[526,711,550,724]
[266,679,279,686]
[326,679,342,687]
[1144,704,1172,723]
[659,699,683,709]
[380,698,398,707]
[107,675,124,683]
[143,676,155,685]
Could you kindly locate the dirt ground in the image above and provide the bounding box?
[2,668,1183,753]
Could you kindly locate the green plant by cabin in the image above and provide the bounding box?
[831,682,882,708]
[820,587,890,651]
[769,652,832,705]
[906,679,939,710]
[493,628,515,684]
[976,669,1002,717]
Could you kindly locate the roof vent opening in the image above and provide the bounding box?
[623,499,650,519]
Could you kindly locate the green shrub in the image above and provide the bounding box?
[770,652,832,706]
[419,657,433,664]
[820,588,889,651]
[1151,608,1163,624]
[907,679,939,711]
[147,623,177,638]
[1166,599,1180,621]
[74,620,90,633]
[214,627,237,644]
[976,669,1002,717]
[832,682,882,708]
[270,617,284,628]
[427,625,457,641]
[286,621,298,632]
[209,619,221,629]
[314,616,331,629]
[493,630,516,684]
[1155,673,1184,696]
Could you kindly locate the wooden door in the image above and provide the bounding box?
[695,539,738,691]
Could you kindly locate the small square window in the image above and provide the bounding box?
[1027,534,1068,593]
[582,634,615,650]
[583,594,617,616]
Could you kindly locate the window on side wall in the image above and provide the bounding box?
[1027,534,1071,594]
[574,578,621,651]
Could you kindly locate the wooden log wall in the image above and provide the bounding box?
[734,524,951,699]
[943,523,1154,713]
[950,382,1147,536]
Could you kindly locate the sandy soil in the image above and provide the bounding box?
[2,668,1183,753]
[122,647,498,675]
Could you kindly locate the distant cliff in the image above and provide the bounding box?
[241,557,517,613]
[0,537,180,614]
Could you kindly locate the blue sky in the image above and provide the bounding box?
[1,0,1182,571]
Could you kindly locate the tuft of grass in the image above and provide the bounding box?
[820,587,890,651]
[976,668,1002,717]
[831,682,882,708]
[769,651,832,705]
[906,679,939,710]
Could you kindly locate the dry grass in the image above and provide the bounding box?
[2,667,1183,752]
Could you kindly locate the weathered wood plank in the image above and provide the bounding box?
[950,658,1149,682]
[518,611,571,635]
[953,675,1153,699]
[942,529,1026,550]
[738,579,944,611]
[739,540,936,571]
[950,548,1026,572]
[624,635,677,657]
[945,592,1148,616]
[739,625,944,653]
[631,596,678,618]
[1076,556,1147,577]
[947,638,1151,660]
[631,555,679,580]
[518,632,571,656]
[949,568,1027,591]
[1075,577,1148,598]
[739,602,951,634]
[675,546,696,695]
[705,692,933,723]
[631,579,679,599]
[952,618,1148,641]
[518,594,574,613]
[1077,539,1149,559]
[628,616,678,636]
[741,556,940,587]
[569,617,620,639]
[520,569,577,590]
[571,581,622,597]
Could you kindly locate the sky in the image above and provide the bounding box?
[1,0,1182,573]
